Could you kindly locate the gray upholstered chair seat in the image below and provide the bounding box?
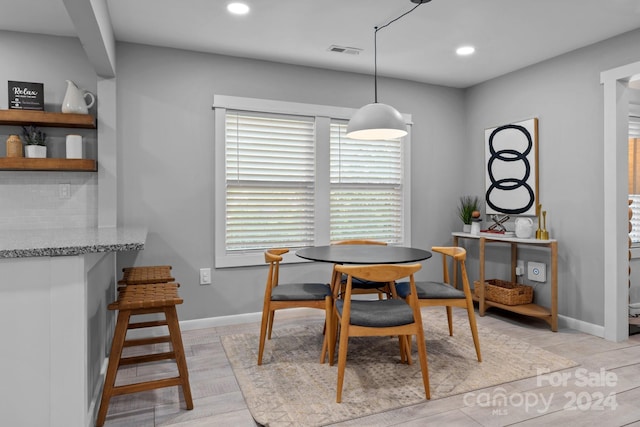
[271,283,331,301]
[395,281,465,300]
[336,299,414,327]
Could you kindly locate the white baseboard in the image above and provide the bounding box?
[178,307,320,331]
[179,311,263,330]
[558,314,604,337]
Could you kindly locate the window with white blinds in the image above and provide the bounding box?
[330,121,403,243]
[225,112,316,251]
[214,95,412,267]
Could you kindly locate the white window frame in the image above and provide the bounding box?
[213,95,412,267]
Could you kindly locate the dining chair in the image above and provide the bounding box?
[332,263,430,403]
[258,248,333,365]
[395,246,482,362]
[332,239,391,300]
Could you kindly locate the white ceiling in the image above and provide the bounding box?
[3,0,640,88]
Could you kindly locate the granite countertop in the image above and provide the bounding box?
[0,226,147,258]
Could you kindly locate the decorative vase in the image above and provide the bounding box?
[6,134,23,157]
[25,145,47,158]
[65,134,83,159]
[62,80,95,114]
[471,221,481,235]
[463,223,471,233]
[515,217,534,239]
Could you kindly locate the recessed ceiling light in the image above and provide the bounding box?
[227,2,250,15]
[456,46,475,56]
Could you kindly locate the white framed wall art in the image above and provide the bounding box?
[484,118,539,216]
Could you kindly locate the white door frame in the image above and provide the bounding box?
[601,61,640,341]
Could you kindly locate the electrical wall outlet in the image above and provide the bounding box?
[59,183,70,199]
[528,261,546,282]
[199,268,212,285]
[516,259,525,276]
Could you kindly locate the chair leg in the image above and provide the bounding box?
[330,307,341,366]
[400,335,412,365]
[446,306,454,336]
[398,336,406,363]
[321,296,333,364]
[267,309,275,339]
[336,321,350,403]
[466,299,482,362]
[258,304,271,365]
[405,335,413,356]
[321,334,327,364]
[414,328,431,400]
[96,309,131,427]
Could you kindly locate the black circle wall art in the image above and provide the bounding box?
[484,118,538,216]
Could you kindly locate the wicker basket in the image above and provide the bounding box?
[473,279,533,306]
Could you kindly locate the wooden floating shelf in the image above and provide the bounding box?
[0,110,95,129]
[0,158,97,172]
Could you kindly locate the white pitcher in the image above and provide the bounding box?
[515,217,534,239]
[61,80,95,114]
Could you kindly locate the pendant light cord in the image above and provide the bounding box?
[373,1,426,103]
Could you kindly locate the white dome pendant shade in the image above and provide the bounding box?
[345,0,430,141]
[346,102,407,140]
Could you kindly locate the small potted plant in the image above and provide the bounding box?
[21,125,47,158]
[457,195,480,232]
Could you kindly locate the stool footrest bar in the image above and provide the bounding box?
[112,377,183,396]
[127,320,168,329]
[120,351,175,366]
[123,335,171,347]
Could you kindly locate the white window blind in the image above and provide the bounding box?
[225,111,316,251]
[329,121,404,243]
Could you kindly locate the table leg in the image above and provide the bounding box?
[551,241,558,331]
[510,243,517,283]
[452,236,459,289]
[479,237,486,316]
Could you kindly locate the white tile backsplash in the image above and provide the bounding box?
[0,171,97,230]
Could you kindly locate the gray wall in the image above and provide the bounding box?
[6,27,640,328]
[0,31,98,230]
[465,28,640,326]
[114,42,466,321]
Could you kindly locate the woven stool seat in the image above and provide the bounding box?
[109,283,183,310]
[96,282,193,426]
[118,265,175,286]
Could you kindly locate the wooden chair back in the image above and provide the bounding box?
[331,239,390,299]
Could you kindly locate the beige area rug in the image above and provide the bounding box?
[221,310,577,427]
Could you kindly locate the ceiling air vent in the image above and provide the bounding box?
[328,45,362,55]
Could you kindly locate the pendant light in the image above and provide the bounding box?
[347,0,431,140]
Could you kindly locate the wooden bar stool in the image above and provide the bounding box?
[96,283,193,426]
[118,265,175,287]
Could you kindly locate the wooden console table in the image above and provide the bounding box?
[452,232,558,332]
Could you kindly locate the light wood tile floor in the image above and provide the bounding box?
[101,308,640,426]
